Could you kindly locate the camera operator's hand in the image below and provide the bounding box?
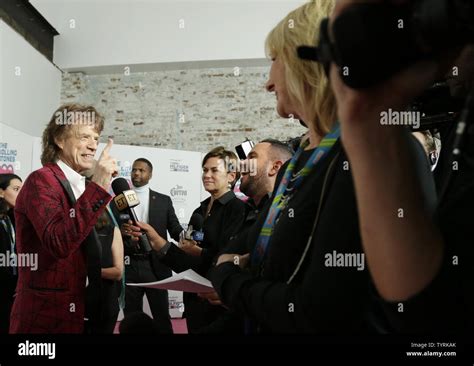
[326,0,446,302]
[328,0,461,136]
[126,220,167,251]
[179,238,202,257]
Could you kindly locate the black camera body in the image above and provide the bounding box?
[409,81,466,131]
[299,0,474,89]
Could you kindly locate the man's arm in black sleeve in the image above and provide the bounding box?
[158,244,210,276]
[210,243,368,333]
[166,196,184,242]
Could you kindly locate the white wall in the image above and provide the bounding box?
[0,122,37,178]
[0,20,62,137]
[31,0,306,71]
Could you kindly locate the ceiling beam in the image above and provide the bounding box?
[0,0,58,62]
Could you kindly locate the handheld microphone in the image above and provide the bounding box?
[119,213,131,221]
[111,177,152,253]
[185,213,204,242]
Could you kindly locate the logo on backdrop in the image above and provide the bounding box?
[170,185,187,197]
[170,185,187,204]
[0,142,18,173]
[117,160,132,178]
[170,159,189,172]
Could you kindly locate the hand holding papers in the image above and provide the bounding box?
[127,269,213,293]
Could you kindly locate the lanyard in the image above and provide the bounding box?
[251,124,340,266]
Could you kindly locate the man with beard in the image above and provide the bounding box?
[238,139,293,235]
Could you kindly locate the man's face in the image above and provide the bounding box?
[240,142,272,198]
[131,161,152,187]
[56,124,99,173]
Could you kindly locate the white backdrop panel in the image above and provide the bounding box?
[0,122,35,178]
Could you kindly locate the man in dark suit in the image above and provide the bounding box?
[118,158,183,333]
[10,104,117,333]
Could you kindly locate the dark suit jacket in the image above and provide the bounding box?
[111,188,183,280]
[148,189,183,243]
[10,163,111,333]
[148,189,183,279]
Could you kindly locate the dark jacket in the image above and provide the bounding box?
[220,193,271,256]
[111,188,183,280]
[210,137,437,334]
[148,189,184,279]
[10,163,110,333]
[160,190,246,333]
[0,210,17,333]
[160,190,246,276]
[147,189,184,242]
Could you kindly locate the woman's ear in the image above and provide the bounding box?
[228,171,236,186]
[0,188,4,198]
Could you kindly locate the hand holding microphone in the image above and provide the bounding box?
[179,213,204,256]
[112,177,155,252]
[179,238,202,256]
[124,220,168,251]
[181,213,204,242]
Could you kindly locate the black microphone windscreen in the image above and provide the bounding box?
[112,177,130,195]
[189,213,204,231]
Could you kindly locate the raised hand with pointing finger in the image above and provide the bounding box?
[91,138,118,190]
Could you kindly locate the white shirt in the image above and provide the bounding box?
[133,184,150,224]
[56,160,86,200]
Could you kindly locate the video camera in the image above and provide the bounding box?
[409,81,466,131]
[298,0,474,89]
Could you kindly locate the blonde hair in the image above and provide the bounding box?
[265,0,336,136]
[41,103,104,165]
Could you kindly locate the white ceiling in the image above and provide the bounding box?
[30,0,307,73]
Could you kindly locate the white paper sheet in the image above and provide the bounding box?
[127,269,214,293]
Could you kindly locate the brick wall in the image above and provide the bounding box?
[61,66,306,153]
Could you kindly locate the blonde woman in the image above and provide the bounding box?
[210,0,373,334]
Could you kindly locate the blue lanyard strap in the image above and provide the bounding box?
[252,124,340,266]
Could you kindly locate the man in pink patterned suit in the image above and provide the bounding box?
[10,104,118,333]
